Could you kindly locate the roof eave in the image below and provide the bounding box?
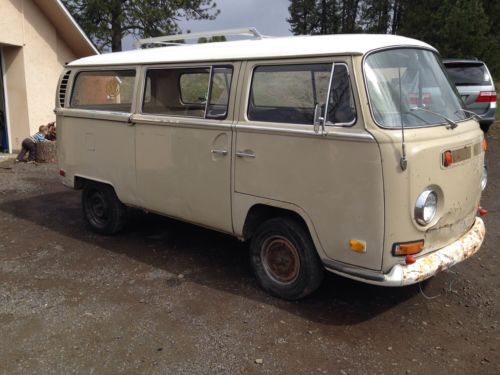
[32,0,99,58]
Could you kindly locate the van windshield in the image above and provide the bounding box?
[364,48,466,128]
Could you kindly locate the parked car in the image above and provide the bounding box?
[443,59,497,132]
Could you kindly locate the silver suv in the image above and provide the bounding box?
[443,59,497,132]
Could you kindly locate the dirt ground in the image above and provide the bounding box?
[0,128,498,374]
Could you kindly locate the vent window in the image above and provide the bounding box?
[59,71,71,108]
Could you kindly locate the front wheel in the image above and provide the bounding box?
[82,182,127,235]
[250,218,324,300]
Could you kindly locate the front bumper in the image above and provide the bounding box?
[324,217,485,286]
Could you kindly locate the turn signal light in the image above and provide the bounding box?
[349,239,366,253]
[443,150,453,167]
[478,206,488,217]
[393,240,424,256]
[405,255,416,265]
[482,139,487,152]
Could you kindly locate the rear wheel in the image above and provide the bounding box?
[82,182,127,235]
[250,217,324,300]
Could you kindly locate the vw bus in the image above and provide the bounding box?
[56,30,486,299]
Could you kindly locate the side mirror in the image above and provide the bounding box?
[313,104,324,134]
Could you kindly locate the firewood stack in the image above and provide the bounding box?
[36,141,57,163]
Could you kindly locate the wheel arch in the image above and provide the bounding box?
[74,175,114,190]
[239,202,327,259]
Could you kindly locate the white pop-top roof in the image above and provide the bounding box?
[68,34,435,67]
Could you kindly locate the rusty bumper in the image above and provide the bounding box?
[323,217,485,286]
[388,216,485,286]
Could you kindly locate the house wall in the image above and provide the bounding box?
[0,0,85,152]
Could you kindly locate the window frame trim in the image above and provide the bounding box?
[246,61,357,128]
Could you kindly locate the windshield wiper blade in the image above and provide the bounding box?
[455,108,484,121]
[410,107,458,129]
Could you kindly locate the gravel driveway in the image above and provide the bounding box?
[0,128,498,374]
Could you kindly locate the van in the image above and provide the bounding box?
[56,29,487,300]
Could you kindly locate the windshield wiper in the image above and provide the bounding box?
[410,107,458,129]
[455,108,484,121]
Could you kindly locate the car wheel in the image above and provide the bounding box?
[250,217,324,300]
[82,182,127,235]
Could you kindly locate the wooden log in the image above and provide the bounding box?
[35,141,57,163]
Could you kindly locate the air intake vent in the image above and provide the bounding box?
[59,71,71,108]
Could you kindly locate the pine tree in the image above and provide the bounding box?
[62,0,220,52]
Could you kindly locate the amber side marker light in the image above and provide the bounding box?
[392,240,424,256]
[443,150,453,167]
[482,139,487,152]
[349,240,366,253]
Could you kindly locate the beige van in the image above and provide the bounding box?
[56,30,487,299]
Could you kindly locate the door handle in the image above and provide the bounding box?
[236,150,256,159]
[211,149,228,156]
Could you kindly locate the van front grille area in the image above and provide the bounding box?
[59,71,71,108]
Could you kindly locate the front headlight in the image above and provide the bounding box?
[481,166,487,191]
[415,189,438,225]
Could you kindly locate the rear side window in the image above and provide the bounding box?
[444,63,491,86]
[143,66,233,119]
[248,63,356,125]
[70,70,136,112]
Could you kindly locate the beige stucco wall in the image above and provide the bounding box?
[0,0,25,47]
[0,0,90,152]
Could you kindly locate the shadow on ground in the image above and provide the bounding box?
[0,190,421,326]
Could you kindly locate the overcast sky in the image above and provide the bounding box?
[177,0,292,36]
[124,0,291,49]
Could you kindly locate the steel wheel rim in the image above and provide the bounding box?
[88,191,109,227]
[261,235,300,285]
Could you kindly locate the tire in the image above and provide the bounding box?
[82,182,127,235]
[250,217,324,300]
[480,123,491,133]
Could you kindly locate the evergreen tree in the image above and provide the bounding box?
[62,0,220,52]
[288,0,362,35]
[359,0,392,33]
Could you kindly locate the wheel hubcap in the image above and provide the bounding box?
[261,236,300,285]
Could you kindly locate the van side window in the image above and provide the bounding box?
[248,63,356,126]
[248,64,331,125]
[143,66,233,119]
[326,64,356,125]
[70,70,136,112]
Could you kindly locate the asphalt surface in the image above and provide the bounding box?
[0,126,498,374]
